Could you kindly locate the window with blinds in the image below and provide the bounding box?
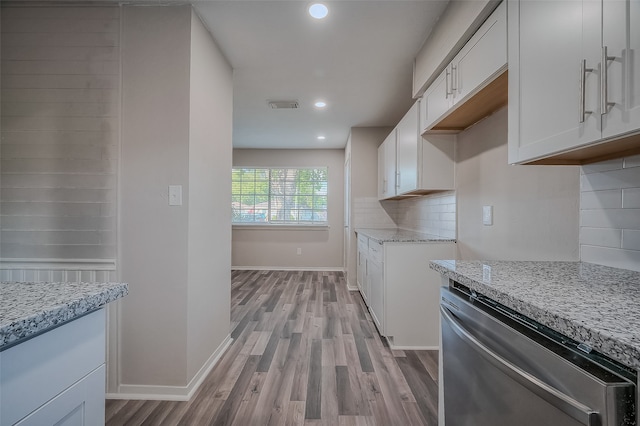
[232,167,328,225]
[0,6,119,260]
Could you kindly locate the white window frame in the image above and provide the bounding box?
[232,167,329,227]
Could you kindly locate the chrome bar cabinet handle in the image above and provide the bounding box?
[579,59,593,123]
[601,46,615,115]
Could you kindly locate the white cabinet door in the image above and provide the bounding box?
[602,0,640,139]
[421,67,453,132]
[453,1,506,104]
[508,0,602,164]
[383,131,397,198]
[368,259,384,333]
[356,235,368,301]
[377,143,385,200]
[396,101,420,195]
[16,365,105,426]
[1,309,106,426]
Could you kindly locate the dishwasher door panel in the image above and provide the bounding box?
[440,286,635,426]
[442,306,590,426]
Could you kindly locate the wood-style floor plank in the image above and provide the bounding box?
[105,270,439,425]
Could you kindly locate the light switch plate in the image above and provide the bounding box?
[483,205,493,226]
[169,185,182,206]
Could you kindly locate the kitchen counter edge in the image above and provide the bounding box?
[430,259,640,370]
[0,281,129,350]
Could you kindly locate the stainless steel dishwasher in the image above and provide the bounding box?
[440,281,637,426]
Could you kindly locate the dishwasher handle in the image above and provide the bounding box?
[440,305,600,426]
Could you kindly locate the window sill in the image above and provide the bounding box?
[232,224,330,231]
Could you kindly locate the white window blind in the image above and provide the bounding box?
[232,167,328,225]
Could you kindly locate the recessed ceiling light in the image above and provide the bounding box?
[317,136,326,140]
[314,101,327,108]
[309,3,328,19]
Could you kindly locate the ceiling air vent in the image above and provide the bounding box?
[268,100,299,109]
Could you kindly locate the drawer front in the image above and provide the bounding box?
[368,240,383,264]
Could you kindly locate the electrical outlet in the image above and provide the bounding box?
[296,248,302,255]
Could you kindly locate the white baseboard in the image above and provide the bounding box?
[232,266,344,272]
[387,341,440,351]
[106,334,233,401]
[346,280,358,292]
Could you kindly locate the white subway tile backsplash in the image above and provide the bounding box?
[624,154,640,169]
[580,189,622,209]
[580,155,640,271]
[581,158,624,175]
[623,188,640,208]
[622,229,640,251]
[581,245,640,272]
[580,167,640,191]
[371,191,456,239]
[580,208,640,229]
[580,227,622,248]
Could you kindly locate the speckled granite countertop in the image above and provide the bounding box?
[356,228,455,243]
[430,260,640,369]
[0,281,128,350]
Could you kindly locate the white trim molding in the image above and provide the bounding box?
[232,266,344,272]
[106,334,233,401]
[0,258,117,270]
[0,259,118,283]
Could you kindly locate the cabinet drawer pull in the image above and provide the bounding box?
[601,46,615,115]
[579,59,594,123]
[445,67,452,99]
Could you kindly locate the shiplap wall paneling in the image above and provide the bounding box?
[1,6,120,260]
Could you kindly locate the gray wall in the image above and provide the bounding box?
[455,108,581,261]
[120,5,192,388]
[118,5,232,396]
[187,9,233,379]
[232,149,344,269]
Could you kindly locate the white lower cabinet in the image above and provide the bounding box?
[368,258,384,332]
[355,234,456,349]
[15,365,105,426]
[356,234,369,303]
[0,309,107,426]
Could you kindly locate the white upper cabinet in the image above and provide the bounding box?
[378,100,455,200]
[421,67,454,133]
[420,1,507,133]
[508,0,640,165]
[601,0,640,140]
[378,130,396,200]
[453,1,506,103]
[396,101,420,194]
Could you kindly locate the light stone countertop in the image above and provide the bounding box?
[430,260,640,369]
[0,281,128,350]
[355,228,456,243]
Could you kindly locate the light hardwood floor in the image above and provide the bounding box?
[105,270,439,425]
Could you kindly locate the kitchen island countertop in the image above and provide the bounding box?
[430,260,640,369]
[356,228,455,243]
[0,281,128,350]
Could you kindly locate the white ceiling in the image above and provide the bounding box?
[193,1,450,149]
